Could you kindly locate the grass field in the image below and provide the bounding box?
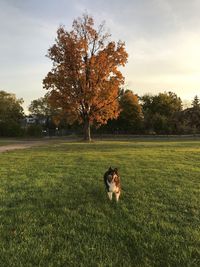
[0,140,200,266]
[0,140,18,146]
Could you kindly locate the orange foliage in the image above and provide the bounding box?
[43,13,128,139]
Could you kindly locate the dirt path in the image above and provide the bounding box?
[0,140,51,153]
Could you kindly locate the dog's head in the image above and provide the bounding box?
[106,167,119,183]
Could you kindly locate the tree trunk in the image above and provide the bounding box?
[83,117,91,141]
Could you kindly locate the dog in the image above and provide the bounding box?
[104,167,121,202]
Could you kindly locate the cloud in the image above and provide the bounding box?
[1,0,200,110]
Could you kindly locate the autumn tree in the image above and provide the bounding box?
[43,13,128,141]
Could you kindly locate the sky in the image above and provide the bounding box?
[1,0,200,112]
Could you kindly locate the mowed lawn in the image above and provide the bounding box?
[0,140,200,266]
[0,140,19,146]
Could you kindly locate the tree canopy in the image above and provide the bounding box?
[192,95,200,109]
[28,95,52,118]
[43,13,128,140]
[117,90,143,133]
[141,92,182,134]
[0,90,24,136]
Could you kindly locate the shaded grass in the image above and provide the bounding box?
[0,140,18,146]
[0,140,200,266]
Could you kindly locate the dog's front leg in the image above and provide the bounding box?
[115,191,120,202]
[107,192,113,201]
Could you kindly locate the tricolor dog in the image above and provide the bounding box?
[104,167,121,202]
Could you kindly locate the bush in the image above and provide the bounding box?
[0,121,24,137]
[26,125,43,137]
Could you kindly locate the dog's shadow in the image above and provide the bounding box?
[87,184,121,209]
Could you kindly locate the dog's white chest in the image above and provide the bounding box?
[107,181,117,192]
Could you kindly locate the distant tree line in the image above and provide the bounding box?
[96,90,200,135]
[0,89,200,137]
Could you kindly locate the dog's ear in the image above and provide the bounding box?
[114,168,118,173]
[109,166,113,171]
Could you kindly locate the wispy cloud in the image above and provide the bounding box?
[0,0,200,111]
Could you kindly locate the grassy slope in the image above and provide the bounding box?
[0,140,200,266]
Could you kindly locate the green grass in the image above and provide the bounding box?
[0,140,18,146]
[0,138,32,146]
[0,140,200,266]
